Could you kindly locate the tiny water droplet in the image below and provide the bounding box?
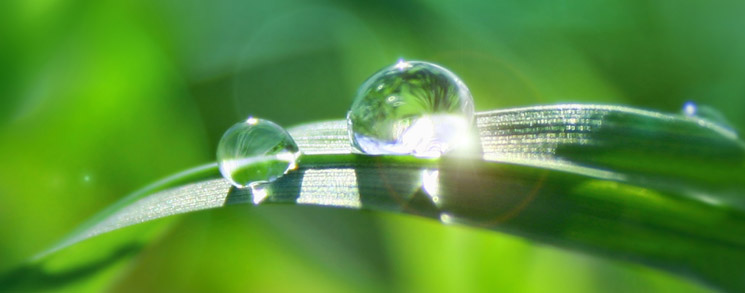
[683,101,697,117]
[347,60,476,157]
[217,117,300,188]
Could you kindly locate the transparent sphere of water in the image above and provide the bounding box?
[347,60,475,157]
[217,117,300,188]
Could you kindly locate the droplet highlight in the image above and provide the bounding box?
[217,117,300,188]
[347,60,476,157]
[683,101,697,117]
[420,169,441,205]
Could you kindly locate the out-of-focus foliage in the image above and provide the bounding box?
[1,0,743,292]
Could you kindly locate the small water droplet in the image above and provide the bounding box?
[682,101,697,117]
[217,117,300,188]
[347,60,476,157]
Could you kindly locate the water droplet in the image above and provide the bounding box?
[217,117,300,188]
[347,60,476,157]
[682,101,697,117]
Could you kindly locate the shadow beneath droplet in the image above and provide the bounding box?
[353,155,440,218]
[223,185,252,205]
[224,167,305,206]
[436,157,551,227]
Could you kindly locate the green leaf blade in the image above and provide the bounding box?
[8,104,744,292]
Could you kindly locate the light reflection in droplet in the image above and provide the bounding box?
[420,169,440,204]
[394,58,412,71]
[250,184,269,205]
[683,101,697,117]
[439,213,455,224]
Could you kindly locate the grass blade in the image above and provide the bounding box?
[5,104,743,292]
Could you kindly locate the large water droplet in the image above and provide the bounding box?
[217,117,300,188]
[347,60,476,157]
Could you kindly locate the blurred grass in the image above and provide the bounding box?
[1,0,744,292]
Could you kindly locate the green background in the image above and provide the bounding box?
[1,0,743,291]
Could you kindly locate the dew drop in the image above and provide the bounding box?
[217,117,300,188]
[347,60,476,157]
[682,101,697,117]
